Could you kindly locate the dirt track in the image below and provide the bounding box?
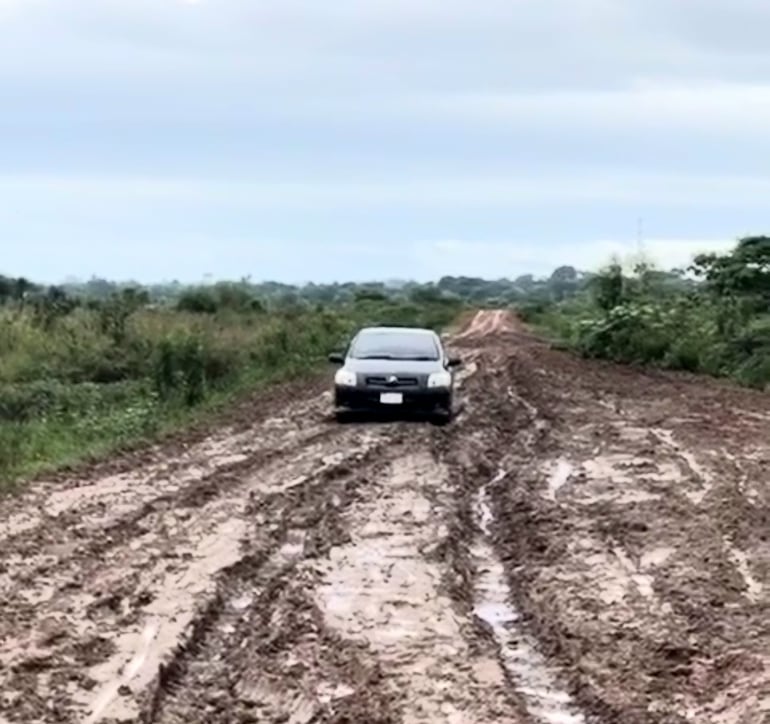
[2,311,770,723]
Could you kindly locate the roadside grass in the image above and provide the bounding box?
[0,297,463,490]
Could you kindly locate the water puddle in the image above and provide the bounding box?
[84,622,159,724]
[613,547,655,600]
[316,461,461,655]
[582,456,634,485]
[640,547,676,569]
[454,360,479,386]
[579,490,660,506]
[546,459,574,501]
[507,386,539,418]
[80,517,249,723]
[575,451,684,506]
[614,424,652,442]
[652,429,714,505]
[724,539,763,603]
[1,509,56,542]
[45,473,154,518]
[473,474,586,724]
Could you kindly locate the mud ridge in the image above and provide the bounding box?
[145,440,402,723]
[0,425,347,635]
[141,551,276,724]
[0,422,339,559]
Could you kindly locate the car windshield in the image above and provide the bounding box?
[349,331,440,360]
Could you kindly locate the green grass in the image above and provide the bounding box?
[0,297,463,489]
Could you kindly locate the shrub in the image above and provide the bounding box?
[177,288,219,314]
[152,335,211,406]
[0,423,25,481]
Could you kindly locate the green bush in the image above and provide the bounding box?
[0,423,26,482]
[535,240,770,390]
[177,284,265,315]
[575,304,673,364]
[177,288,219,314]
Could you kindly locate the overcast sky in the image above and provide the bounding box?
[1,0,765,283]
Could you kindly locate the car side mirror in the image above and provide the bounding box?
[447,357,462,368]
[328,352,345,365]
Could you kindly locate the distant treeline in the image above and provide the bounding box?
[0,264,697,312]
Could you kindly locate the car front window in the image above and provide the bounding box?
[350,332,440,361]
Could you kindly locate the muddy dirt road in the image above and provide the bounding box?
[2,311,770,723]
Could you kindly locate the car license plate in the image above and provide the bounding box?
[380,392,403,405]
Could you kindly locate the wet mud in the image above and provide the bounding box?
[2,311,770,723]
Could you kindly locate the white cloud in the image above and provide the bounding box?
[394,82,770,135]
[583,239,736,271]
[0,0,23,19]
[2,172,769,209]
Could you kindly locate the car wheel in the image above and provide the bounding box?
[431,406,452,426]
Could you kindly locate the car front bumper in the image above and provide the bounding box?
[335,385,451,412]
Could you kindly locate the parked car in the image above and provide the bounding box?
[328,326,462,422]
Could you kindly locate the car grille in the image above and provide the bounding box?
[365,376,419,388]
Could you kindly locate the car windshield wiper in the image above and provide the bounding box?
[398,356,438,361]
[355,354,397,360]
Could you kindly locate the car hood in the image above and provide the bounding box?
[344,358,444,374]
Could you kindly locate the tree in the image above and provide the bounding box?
[14,277,34,301]
[409,285,443,304]
[550,265,578,283]
[514,274,535,290]
[592,262,624,311]
[693,237,770,306]
[549,266,579,301]
[690,237,770,338]
[0,276,13,304]
[177,288,219,314]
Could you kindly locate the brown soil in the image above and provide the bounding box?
[1,310,769,724]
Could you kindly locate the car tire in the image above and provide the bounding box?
[432,406,452,426]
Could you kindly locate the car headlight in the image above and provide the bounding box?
[334,369,357,387]
[427,371,452,388]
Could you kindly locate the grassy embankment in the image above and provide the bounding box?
[0,288,462,489]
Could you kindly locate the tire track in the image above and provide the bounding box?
[311,443,525,722]
[147,441,400,724]
[0,391,333,550]
[483,315,770,723]
[0,424,389,723]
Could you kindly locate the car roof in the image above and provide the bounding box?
[357,326,435,335]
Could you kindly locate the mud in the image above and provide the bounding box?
[2,310,770,723]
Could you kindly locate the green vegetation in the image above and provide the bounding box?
[5,236,767,489]
[523,237,770,389]
[55,273,581,308]
[0,283,462,487]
